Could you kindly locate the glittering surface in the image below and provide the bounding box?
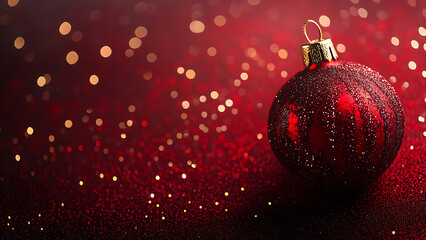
[0,0,425,238]
[268,61,404,189]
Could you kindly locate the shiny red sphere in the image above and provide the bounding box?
[268,61,404,189]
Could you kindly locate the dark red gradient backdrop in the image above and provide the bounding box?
[0,0,425,238]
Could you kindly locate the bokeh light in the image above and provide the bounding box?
[100,46,112,58]
[59,22,71,35]
[189,20,205,33]
[89,75,99,85]
[391,37,400,46]
[319,15,330,27]
[210,91,219,99]
[8,0,19,7]
[64,120,73,128]
[146,53,157,63]
[66,51,79,65]
[129,37,142,49]
[278,49,288,59]
[182,101,190,109]
[336,44,346,53]
[14,37,25,49]
[135,26,148,38]
[408,61,417,70]
[214,15,226,26]
[26,127,34,135]
[185,69,195,79]
[37,76,46,87]
[358,8,368,18]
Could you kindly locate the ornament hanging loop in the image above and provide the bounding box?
[303,20,323,43]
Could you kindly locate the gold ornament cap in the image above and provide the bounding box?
[301,20,338,67]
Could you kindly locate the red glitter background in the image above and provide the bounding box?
[0,0,425,238]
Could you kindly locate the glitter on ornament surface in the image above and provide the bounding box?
[0,0,425,239]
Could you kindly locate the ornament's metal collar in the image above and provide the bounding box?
[301,20,338,67]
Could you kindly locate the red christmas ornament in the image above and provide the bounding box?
[268,20,404,189]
